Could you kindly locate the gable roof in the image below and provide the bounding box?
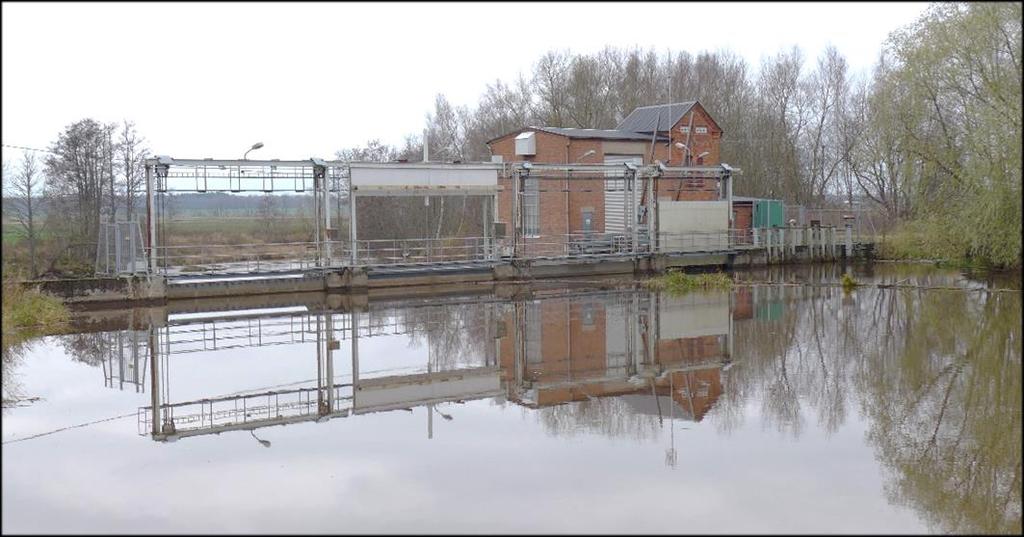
[616,101,697,133]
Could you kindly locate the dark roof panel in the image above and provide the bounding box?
[615,101,696,133]
[535,126,667,141]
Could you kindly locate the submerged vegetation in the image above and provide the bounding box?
[646,271,733,294]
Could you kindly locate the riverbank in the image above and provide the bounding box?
[2,280,69,342]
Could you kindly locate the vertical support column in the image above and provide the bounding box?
[349,183,358,266]
[325,312,334,413]
[493,191,500,260]
[511,168,521,259]
[350,310,359,411]
[725,171,733,248]
[482,193,490,261]
[645,170,655,254]
[629,169,638,256]
[148,326,160,437]
[146,164,156,274]
[652,171,660,253]
[752,227,759,247]
[316,164,331,267]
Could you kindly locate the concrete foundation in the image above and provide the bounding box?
[30,241,872,306]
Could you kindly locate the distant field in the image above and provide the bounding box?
[3,220,25,245]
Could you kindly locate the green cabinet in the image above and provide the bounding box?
[753,199,784,228]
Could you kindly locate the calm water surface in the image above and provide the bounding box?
[2,264,1020,534]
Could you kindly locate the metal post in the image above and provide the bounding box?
[629,170,638,255]
[318,165,331,267]
[512,168,521,259]
[350,310,359,410]
[146,164,156,273]
[482,193,491,261]
[326,313,335,413]
[646,169,655,253]
[349,176,358,266]
[148,327,160,436]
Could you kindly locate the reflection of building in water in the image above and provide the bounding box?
[124,289,733,443]
[498,290,731,422]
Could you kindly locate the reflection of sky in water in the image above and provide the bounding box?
[3,342,921,533]
[4,266,1018,533]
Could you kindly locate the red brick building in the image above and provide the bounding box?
[486,101,726,243]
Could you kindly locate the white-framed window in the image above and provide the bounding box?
[523,176,540,237]
[695,126,708,134]
[679,126,690,133]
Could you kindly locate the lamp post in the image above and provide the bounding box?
[243,142,264,160]
[674,142,689,165]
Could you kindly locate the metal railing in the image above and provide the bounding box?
[150,225,862,275]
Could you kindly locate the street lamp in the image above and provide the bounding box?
[243,142,264,160]
[674,142,690,165]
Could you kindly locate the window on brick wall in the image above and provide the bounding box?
[523,176,540,236]
[695,126,708,134]
[679,126,690,133]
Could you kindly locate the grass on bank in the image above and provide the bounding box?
[645,271,733,294]
[2,279,68,340]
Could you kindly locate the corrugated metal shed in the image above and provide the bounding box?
[615,101,696,133]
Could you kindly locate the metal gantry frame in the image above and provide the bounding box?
[139,156,751,277]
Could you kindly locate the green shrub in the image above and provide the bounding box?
[646,271,733,294]
[2,280,68,340]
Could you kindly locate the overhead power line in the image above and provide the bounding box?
[2,143,57,155]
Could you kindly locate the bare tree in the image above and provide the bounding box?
[4,154,46,277]
[44,118,118,263]
[117,120,148,223]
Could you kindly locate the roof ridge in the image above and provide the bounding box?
[629,101,696,110]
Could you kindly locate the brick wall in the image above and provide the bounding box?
[487,103,726,241]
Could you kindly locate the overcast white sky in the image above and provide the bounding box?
[2,1,930,163]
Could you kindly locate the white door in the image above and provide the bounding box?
[603,155,643,233]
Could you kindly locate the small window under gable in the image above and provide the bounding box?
[695,126,708,134]
[679,126,690,133]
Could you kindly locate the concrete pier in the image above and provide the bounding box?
[29,235,873,306]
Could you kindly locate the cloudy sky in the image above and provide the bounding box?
[2,2,929,163]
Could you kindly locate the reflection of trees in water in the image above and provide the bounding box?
[391,302,491,370]
[537,397,662,442]
[728,280,1021,533]
[853,289,1022,534]
[56,333,108,367]
[2,335,34,410]
[724,284,852,438]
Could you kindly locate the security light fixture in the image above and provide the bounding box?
[244,142,264,160]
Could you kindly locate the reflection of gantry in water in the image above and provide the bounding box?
[125,288,734,442]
